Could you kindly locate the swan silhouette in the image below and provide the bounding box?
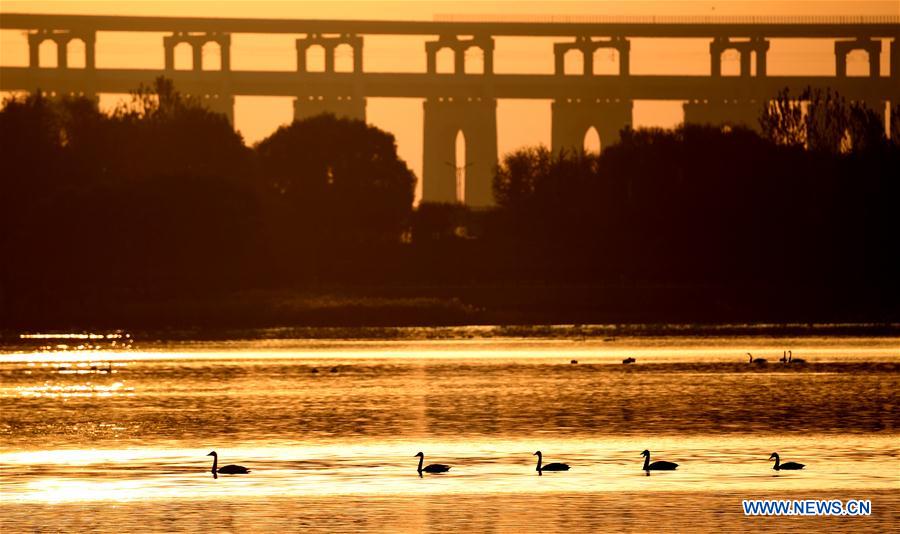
[779,351,788,363]
[622,357,636,364]
[207,451,249,477]
[415,452,450,475]
[641,450,678,471]
[533,451,570,473]
[747,353,767,365]
[788,351,806,364]
[770,452,805,470]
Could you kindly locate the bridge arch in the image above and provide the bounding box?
[583,126,601,154]
[305,44,326,72]
[38,39,57,68]
[66,38,86,69]
[334,43,354,73]
[173,42,192,70]
[563,48,583,75]
[201,41,221,71]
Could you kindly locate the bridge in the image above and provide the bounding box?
[1,13,898,206]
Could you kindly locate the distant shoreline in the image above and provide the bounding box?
[3,322,899,346]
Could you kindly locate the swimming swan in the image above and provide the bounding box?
[415,452,451,474]
[769,452,805,470]
[207,451,249,476]
[641,449,678,471]
[534,451,570,472]
[747,353,767,365]
[622,357,636,364]
[788,351,806,364]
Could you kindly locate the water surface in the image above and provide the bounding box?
[1,335,898,532]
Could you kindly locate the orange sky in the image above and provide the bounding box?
[1,1,896,187]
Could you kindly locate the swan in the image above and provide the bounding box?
[534,451,570,472]
[622,357,636,364]
[788,351,806,364]
[770,452,805,470]
[207,451,249,475]
[779,351,788,363]
[747,353,767,365]
[641,450,678,471]
[415,452,450,474]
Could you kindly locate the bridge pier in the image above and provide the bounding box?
[296,33,363,73]
[28,29,96,69]
[710,37,768,76]
[422,96,497,206]
[835,38,881,77]
[554,36,630,75]
[425,35,494,74]
[164,32,231,71]
[551,98,633,154]
[683,99,763,130]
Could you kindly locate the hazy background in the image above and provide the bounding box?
[1,1,896,192]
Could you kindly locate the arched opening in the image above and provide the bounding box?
[173,42,193,70]
[67,38,86,69]
[564,49,583,75]
[305,44,326,72]
[846,49,870,77]
[720,49,740,76]
[463,46,484,74]
[334,43,354,73]
[38,39,57,68]
[454,129,466,203]
[583,126,601,154]
[201,41,221,71]
[436,47,455,74]
[592,48,619,75]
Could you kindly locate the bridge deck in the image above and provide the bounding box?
[2,13,899,38]
[1,68,895,101]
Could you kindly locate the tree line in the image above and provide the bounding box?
[1,79,897,327]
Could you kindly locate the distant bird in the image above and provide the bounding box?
[570,359,578,364]
[779,351,788,363]
[415,452,450,475]
[788,351,806,364]
[747,353,767,365]
[622,357,636,364]
[330,367,339,372]
[207,451,249,477]
[534,451,570,473]
[769,452,805,471]
[641,449,678,471]
[311,368,319,374]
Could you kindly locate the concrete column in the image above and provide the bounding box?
[869,41,882,78]
[618,39,631,76]
[454,46,465,74]
[28,34,39,67]
[353,41,363,73]
[164,37,174,71]
[56,38,67,69]
[192,43,202,71]
[583,45,593,76]
[892,38,900,79]
[85,34,96,70]
[554,45,565,75]
[835,48,847,77]
[325,43,335,73]
[710,38,723,77]
[220,36,231,71]
[739,50,751,77]
[483,42,494,75]
[296,41,306,72]
[426,42,436,74]
[754,38,768,77]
